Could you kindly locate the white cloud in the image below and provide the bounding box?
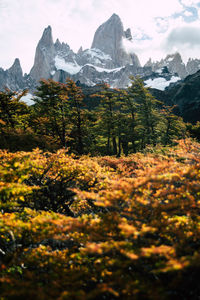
[184,10,194,16]
[180,0,200,6]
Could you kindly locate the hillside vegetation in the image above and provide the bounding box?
[1,77,200,298]
[0,138,200,299]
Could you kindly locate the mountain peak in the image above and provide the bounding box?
[45,25,52,33]
[39,25,53,47]
[30,25,55,81]
[55,38,61,44]
[91,14,135,67]
[110,13,121,21]
[105,13,123,27]
[166,52,181,58]
[12,58,21,67]
[77,46,83,54]
[8,58,23,78]
[9,58,22,71]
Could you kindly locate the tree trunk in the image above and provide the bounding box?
[112,137,117,155]
[117,136,121,157]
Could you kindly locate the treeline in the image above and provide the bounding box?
[0,77,189,154]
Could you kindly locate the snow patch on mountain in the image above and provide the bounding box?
[54,52,124,76]
[20,93,34,106]
[84,64,123,73]
[144,76,180,90]
[55,56,81,74]
[84,49,112,61]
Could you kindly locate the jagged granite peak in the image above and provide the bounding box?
[77,46,83,54]
[8,58,23,77]
[186,58,200,75]
[144,58,153,67]
[54,40,70,54]
[0,58,25,91]
[4,16,200,93]
[55,38,62,48]
[41,25,54,47]
[29,25,55,81]
[131,53,141,68]
[91,13,124,52]
[144,52,187,79]
[163,53,187,79]
[91,14,140,67]
[124,28,132,40]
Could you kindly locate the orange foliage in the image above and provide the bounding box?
[0,139,200,299]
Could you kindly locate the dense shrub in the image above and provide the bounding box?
[0,139,200,299]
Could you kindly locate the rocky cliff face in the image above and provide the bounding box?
[186,58,200,75]
[150,70,200,123]
[144,53,200,80]
[91,13,139,68]
[145,53,187,79]
[29,25,55,81]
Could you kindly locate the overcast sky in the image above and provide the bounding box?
[1,0,200,73]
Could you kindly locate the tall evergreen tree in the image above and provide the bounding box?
[128,76,162,149]
[33,79,71,148]
[65,79,85,154]
[160,105,186,145]
[93,84,123,155]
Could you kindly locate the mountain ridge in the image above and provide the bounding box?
[1,14,200,92]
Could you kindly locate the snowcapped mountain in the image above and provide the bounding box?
[1,13,200,92]
[28,14,143,88]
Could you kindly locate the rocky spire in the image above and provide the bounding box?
[40,25,54,48]
[186,57,200,75]
[144,53,187,79]
[54,38,62,50]
[124,28,132,40]
[29,25,55,81]
[2,58,25,90]
[91,14,140,67]
[144,58,153,67]
[8,58,23,78]
[162,53,187,79]
[77,46,83,55]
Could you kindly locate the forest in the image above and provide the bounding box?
[0,77,200,299]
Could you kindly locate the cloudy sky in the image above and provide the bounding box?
[1,0,200,73]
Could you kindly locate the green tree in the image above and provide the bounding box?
[128,76,162,149]
[0,88,29,131]
[33,79,71,148]
[160,105,186,145]
[93,84,121,155]
[186,121,200,142]
[65,78,85,154]
[120,88,138,154]
[33,78,87,154]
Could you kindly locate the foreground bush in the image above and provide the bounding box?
[0,139,200,299]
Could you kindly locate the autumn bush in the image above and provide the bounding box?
[0,138,200,299]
